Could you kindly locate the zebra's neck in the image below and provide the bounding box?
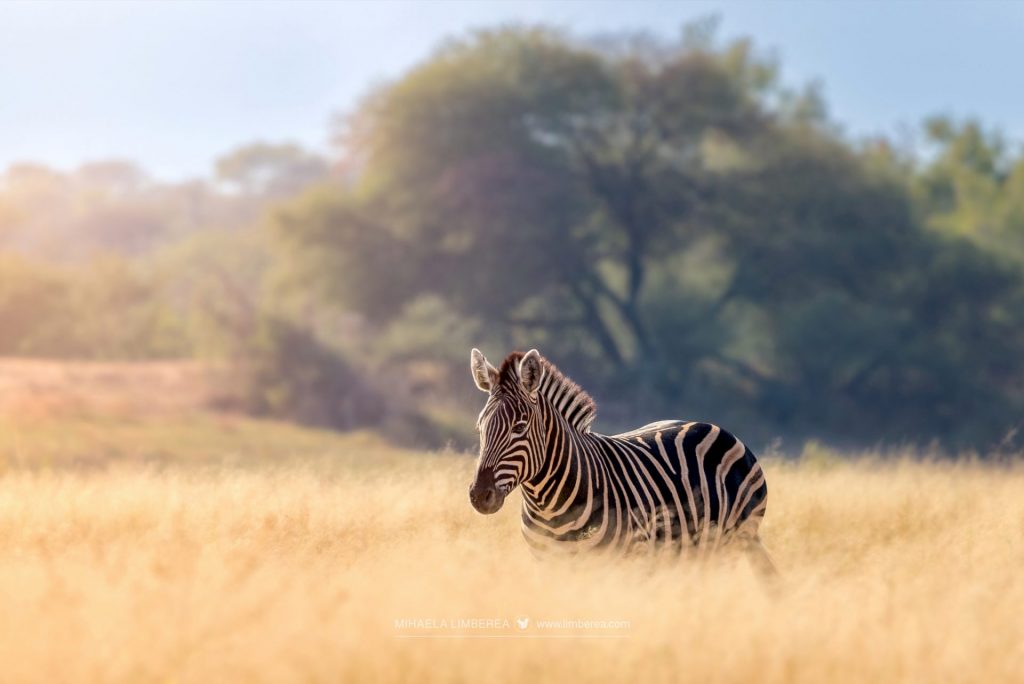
[518,415,615,553]
[514,358,606,549]
[521,398,604,520]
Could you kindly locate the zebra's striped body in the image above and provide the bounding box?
[469,349,772,566]
[520,419,765,555]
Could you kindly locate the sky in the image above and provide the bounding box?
[0,0,1021,181]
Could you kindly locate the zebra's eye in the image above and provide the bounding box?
[510,421,528,437]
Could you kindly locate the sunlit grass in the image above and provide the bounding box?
[0,413,420,471]
[0,418,1021,682]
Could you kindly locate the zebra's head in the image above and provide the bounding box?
[468,348,546,515]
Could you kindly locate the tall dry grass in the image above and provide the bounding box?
[0,450,1022,683]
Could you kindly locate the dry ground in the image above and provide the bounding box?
[0,361,1022,683]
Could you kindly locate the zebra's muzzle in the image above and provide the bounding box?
[469,469,505,514]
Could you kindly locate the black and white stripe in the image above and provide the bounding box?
[468,349,774,570]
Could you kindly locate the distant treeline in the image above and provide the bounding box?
[2,24,1024,451]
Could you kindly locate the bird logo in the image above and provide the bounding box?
[516,617,530,630]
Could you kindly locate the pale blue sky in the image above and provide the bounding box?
[1,0,1021,180]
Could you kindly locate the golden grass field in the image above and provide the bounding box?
[0,360,1022,683]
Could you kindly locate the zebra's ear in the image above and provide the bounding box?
[470,348,498,393]
[518,349,544,398]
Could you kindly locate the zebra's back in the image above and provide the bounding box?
[610,420,767,550]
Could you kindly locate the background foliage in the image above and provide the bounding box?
[3,25,1024,451]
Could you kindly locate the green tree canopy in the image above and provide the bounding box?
[273,26,1024,448]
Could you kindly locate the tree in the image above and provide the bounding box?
[281,27,780,370]
[216,142,329,198]
[274,26,1024,449]
[913,116,1024,259]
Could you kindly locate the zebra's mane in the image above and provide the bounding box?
[498,352,597,431]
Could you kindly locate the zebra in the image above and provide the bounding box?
[467,348,776,573]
